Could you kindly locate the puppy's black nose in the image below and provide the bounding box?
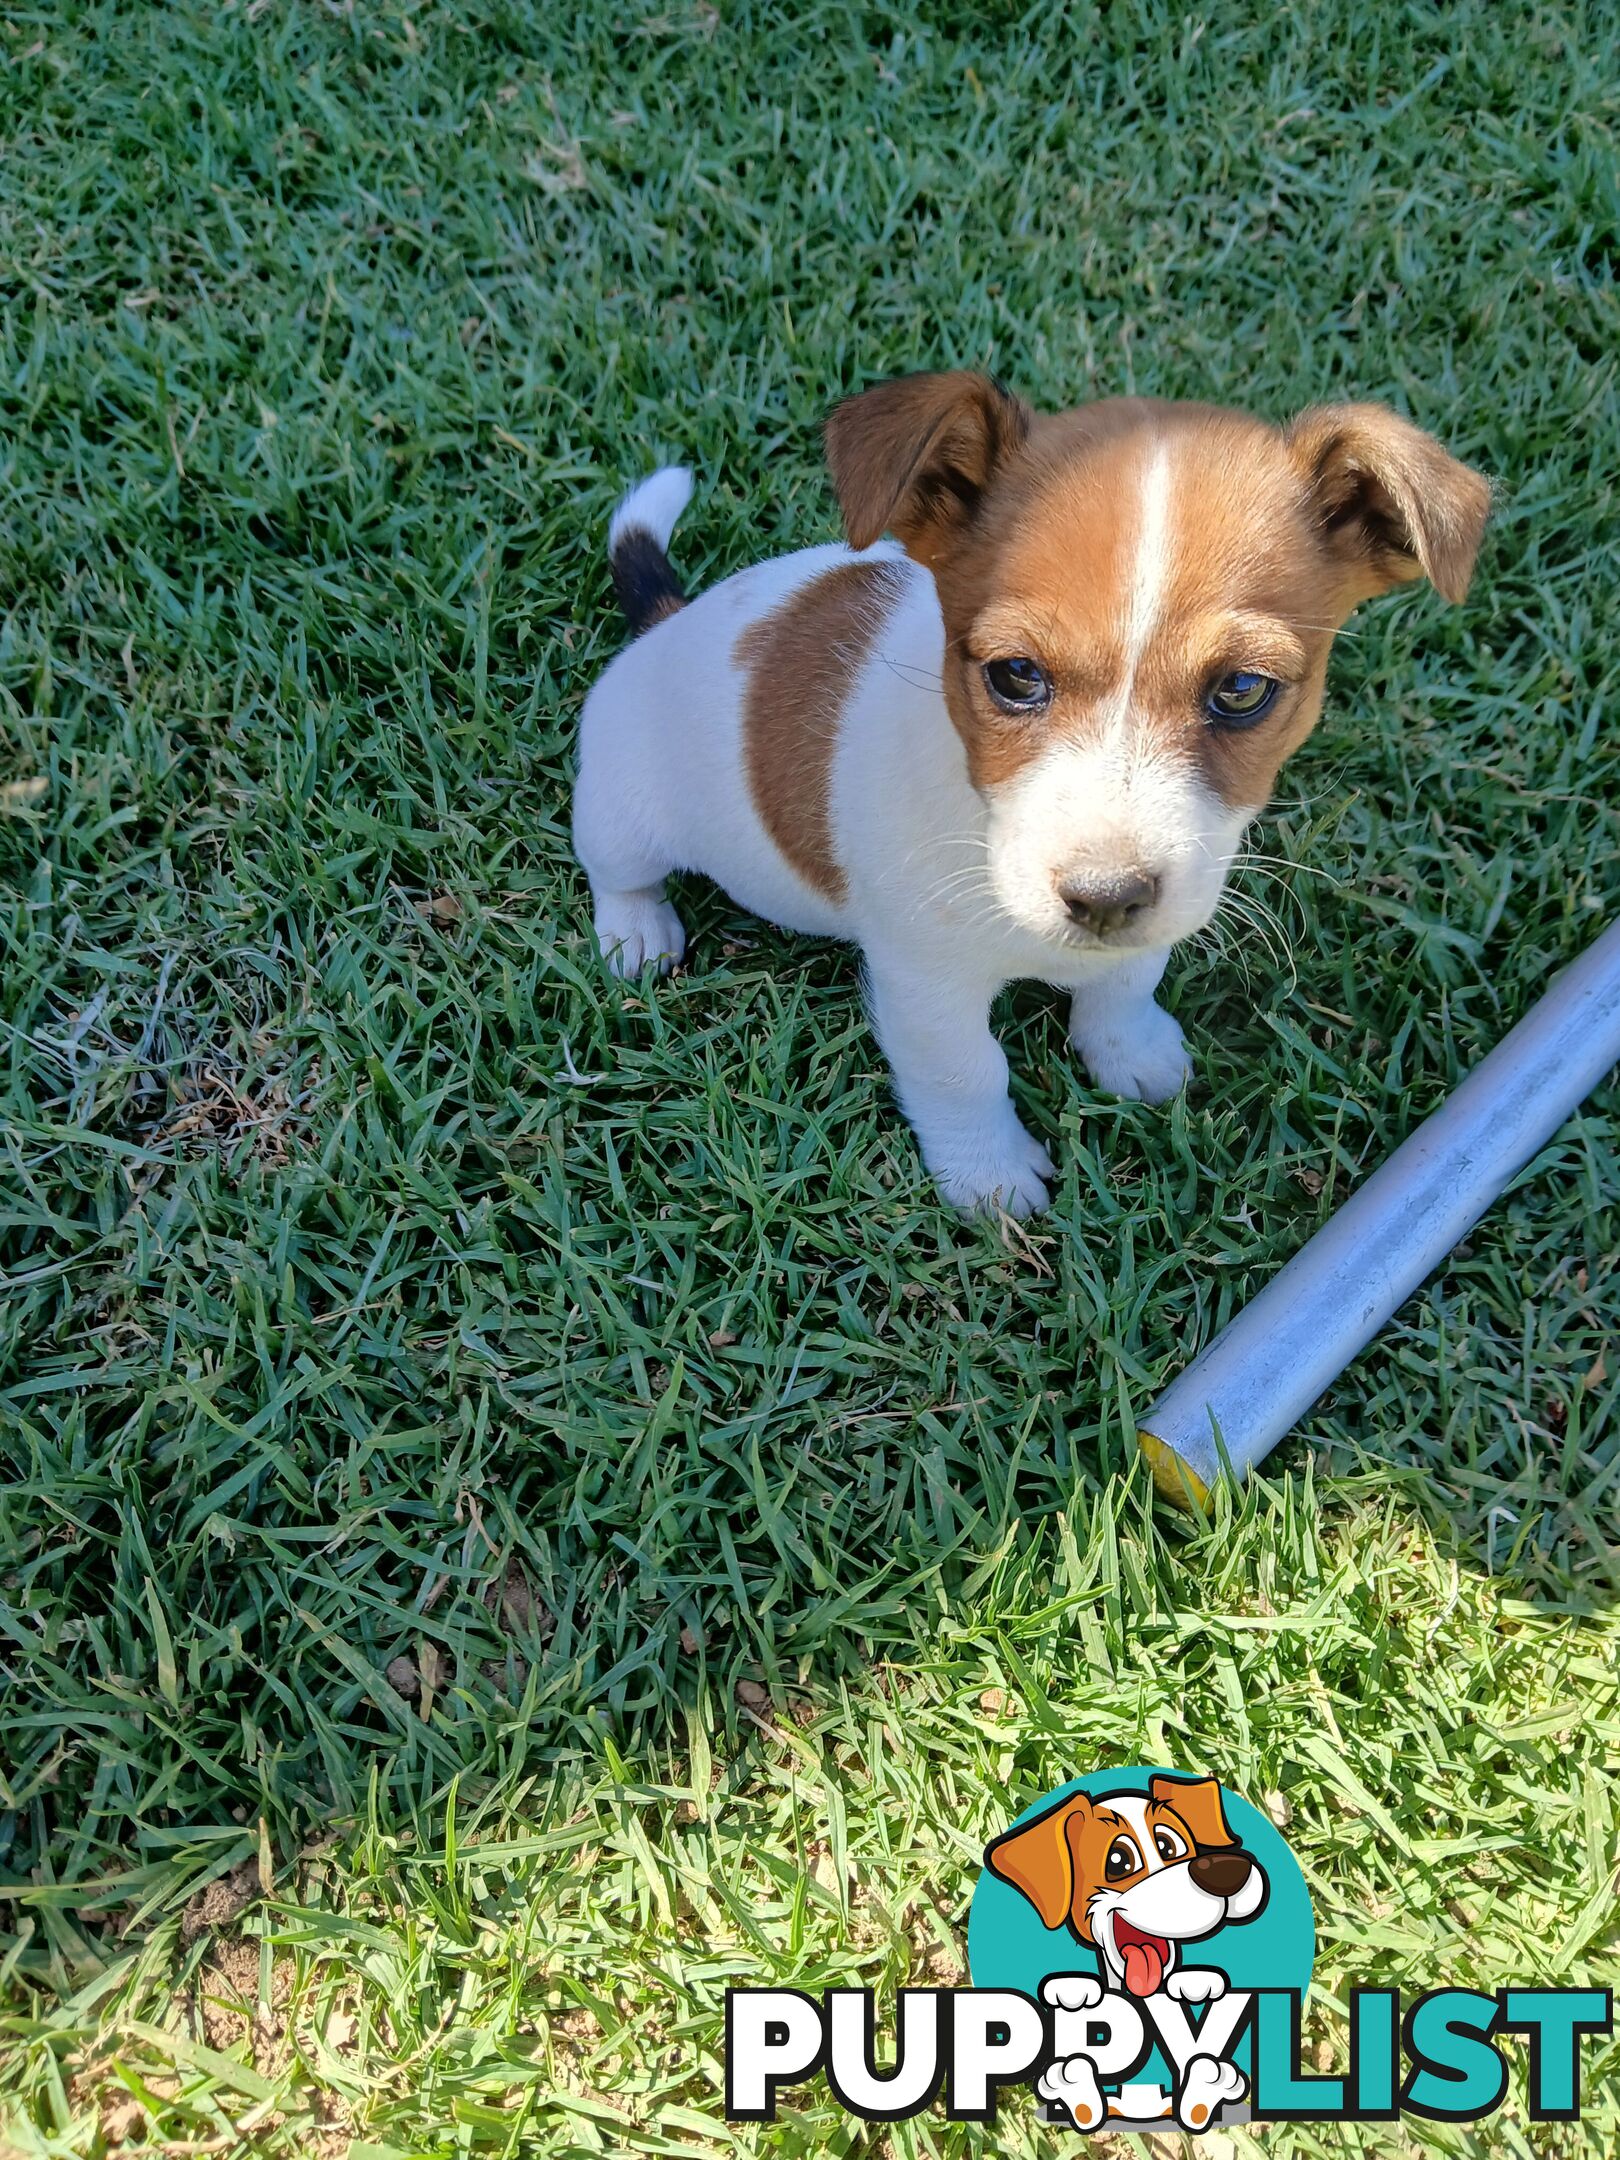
[1189,1849,1254,1898]
[1058,870,1159,936]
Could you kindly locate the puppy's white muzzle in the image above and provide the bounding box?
[984,739,1243,949]
[1095,1851,1267,1996]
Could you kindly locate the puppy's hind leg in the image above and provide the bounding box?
[573,733,686,979]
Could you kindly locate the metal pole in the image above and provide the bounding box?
[1139,915,1620,1508]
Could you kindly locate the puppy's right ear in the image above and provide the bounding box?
[983,1792,1088,1931]
[824,371,1031,569]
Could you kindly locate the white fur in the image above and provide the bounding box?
[1177,2053,1248,2130]
[608,465,692,555]
[1041,1974,1103,2013]
[1106,439,1172,735]
[983,736,1244,952]
[574,492,1253,1215]
[1037,2051,1107,2129]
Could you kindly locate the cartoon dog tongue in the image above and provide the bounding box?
[1117,1927,1167,1997]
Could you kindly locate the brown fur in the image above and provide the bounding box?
[984,1776,1243,1943]
[824,375,1489,812]
[825,372,1031,571]
[735,560,903,900]
[1285,403,1492,606]
[1149,1773,1238,1854]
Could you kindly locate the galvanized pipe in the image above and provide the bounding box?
[1139,915,1620,1507]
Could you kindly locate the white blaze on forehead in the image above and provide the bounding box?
[1126,442,1173,657]
[1105,437,1174,736]
[1101,1793,1162,1869]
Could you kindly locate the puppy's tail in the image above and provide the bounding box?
[608,466,693,636]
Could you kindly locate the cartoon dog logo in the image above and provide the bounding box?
[984,1772,1268,2130]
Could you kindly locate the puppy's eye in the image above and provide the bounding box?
[983,656,1053,713]
[1154,1827,1188,1863]
[1205,671,1279,727]
[1104,1836,1141,1881]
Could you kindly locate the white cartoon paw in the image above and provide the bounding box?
[1073,999,1191,1105]
[1041,1973,1104,2012]
[1166,1968,1228,2005]
[1176,2053,1247,2131]
[1038,2052,1107,2131]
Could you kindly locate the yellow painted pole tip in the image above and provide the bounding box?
[1138,1429,1211,1513]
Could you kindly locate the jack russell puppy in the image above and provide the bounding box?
[573,373,1489,1215]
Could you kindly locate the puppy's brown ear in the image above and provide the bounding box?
[983,1792,1087,1930]
[1285,404,1490,607]
[1150,1774,1237,1852]
[824,371,1031,568]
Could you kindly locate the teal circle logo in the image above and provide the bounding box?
[967,1768,1313,2131]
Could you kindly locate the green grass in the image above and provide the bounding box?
[1,0,1618,2153]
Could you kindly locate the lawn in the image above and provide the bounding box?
[1,1,1617,2154]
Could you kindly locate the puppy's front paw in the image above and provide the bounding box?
[595,891,686,978]
[1038,2053,1106,2131]
[1073,999,1191,1105]
[928,1118,1053,1218]
[1176,2053,1246,2131]
[1165,1967,1227,2005]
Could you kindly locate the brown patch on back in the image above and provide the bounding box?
[735,560,902,900]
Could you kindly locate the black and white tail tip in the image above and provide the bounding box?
[608,466,693,636]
